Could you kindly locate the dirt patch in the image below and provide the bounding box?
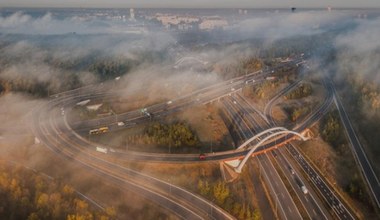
[173,104,234,151]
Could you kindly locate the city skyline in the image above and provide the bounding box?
[1,0,380,9]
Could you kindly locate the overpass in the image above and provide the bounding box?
[225,127,307,173]
[174,56,208,68]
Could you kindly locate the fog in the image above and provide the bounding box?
[0,8,375,156]
[232,10,352,42]
[1,8,380,218]
[335,17,380,82]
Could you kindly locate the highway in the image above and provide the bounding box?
[332,83,380,209]
[28,50,378,220]
[69,58,304,133]
[265,78,356,220]
[237,92,331,220]
[263,79,302,125]
[31,97,235,220]
[30,57,311,219]
[221,95,303,220]
[224,94,330,220]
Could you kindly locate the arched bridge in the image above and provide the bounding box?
[227,127,307,173]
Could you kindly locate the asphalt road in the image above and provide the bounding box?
[265,78,356,220]
[232,93,331,220]
[31,98,235,220]
[332,84,380,209]
[221,96,302,220]
[30,57,305,219]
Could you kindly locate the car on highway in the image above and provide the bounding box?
[301,186,309,194]
[117,122,125,126]
[272,151,277,157]
[199,153,206,160]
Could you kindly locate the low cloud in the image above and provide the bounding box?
[232,10,351,42]
[335,17,380,83]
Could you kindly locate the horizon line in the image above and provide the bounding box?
[1,6,380,10]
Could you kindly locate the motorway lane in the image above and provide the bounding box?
[37,106,207,219]
[286,145,354,220]
[29,58,306,219]
[47,78,335,164]
[333,85,380,209]
[57,57,305,133]
[33,99,235,220]
[228,95,329,220]
[222,97,303,220]
[70,57,305,132]
[272,148,330,220]
[70,77,266,132]
[265,78,355,220]
[235,82,340,219]
[258,154,298,220]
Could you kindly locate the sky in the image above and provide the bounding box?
[1,0,380,8]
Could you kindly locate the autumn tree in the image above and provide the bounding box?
[212,181,230,206]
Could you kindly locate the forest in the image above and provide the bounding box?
[0,162,115,220]
[144,121,199,147]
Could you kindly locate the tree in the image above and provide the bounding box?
[238,204,246,219]
[212,181,230,205]
[145,122,199,147]
[0,162,114,220]
[253,209,262,220]
[198,180,210,196]
[321,111,342,146]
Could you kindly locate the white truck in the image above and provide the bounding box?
[96,147,108,154]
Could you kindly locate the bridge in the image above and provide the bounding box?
[224,127,307,174]
[174,56,208,68]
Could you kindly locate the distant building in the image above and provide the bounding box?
[155,14,200,30]
[130,8,136,21]
[199,17,228,30]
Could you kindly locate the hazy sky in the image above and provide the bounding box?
[1,0,380,8]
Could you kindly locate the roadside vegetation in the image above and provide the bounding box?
[319,110,372,210]
[339,74,380,170]
[213,56,263,79]
[197,179,261,220]
[0,162,115,220]
[283,104,312,122]
[118,121,200,151]
[243,80,280,100]
[144,121,199,147]
[132,162,262,220]
[284,83,312,100]
[70,103,113,121]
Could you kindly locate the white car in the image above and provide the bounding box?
[117,122,125,126]
[301,186,308,194]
